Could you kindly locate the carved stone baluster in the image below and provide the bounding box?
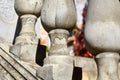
[48,29,69,56]
[84,0,120,80]
[10,0,43,63]
[37,0,77,80]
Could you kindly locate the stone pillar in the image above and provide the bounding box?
[84,0,120,80]
[10,0,43,63]
[37,0,77,80]
[95,52,120,80]
[48,29,69,56]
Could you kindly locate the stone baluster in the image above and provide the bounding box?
[84,0,120,80]
[37,0,77,80]
[10,0,43,63]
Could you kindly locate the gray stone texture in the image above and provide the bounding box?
[95,52,120,80]
[74,57,97,80]
[0,0,120,80]
[14,0,43,17]
[0,0,41,43]
[10,0,43,62]
[37,56,74,80]
[48,29,69,56]
[0,42,40,80]
[84,0,120,80]
[85,0,120,54]
[41,0,77,32]
[0,42,120,80]
[0,0,17,42]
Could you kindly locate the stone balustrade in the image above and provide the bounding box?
[0,0,120,80]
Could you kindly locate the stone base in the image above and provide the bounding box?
[37,56,120,80]
[74,56,97,80]
[10,43,38,63]
[9,34,38,63]
[37,55,74,80]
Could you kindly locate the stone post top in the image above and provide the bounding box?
[84,0,120,55]
[96,52,120,59]
[41,0,77,32]
[14,0,43,17]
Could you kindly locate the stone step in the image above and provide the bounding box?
[0,56,26,80]
[0,64,15,80]
[0,47,38,80]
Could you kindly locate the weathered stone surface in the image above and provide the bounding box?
[1,0,120,80]
[74,57,97,80]
[0,56,25,80]
[48,29,69,56]
[0,0,17,42]
[19,60,41,77]
[10,14,39,59]
[84,0,120,80]
[0,42,120,80]
[74,57,97,71]
[41,0,77,32]
[37,56,74,80]
[10,40,38,63]
[0,0,41,43]
[37,65,54,80]
[11,0,42,62]
[0,65,15,80]
[85,0,120,54]
[74,56,120,80]
[37,64,73,80]
[0,40,12,53]
[95,52,120,80]
[14,0,43,17]
[44,55,73,65]
[0,42,40,80]
[20,44,38,62]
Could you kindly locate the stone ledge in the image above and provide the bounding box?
[73,56,120,80]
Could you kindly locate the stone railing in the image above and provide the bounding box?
[0,0,119,80]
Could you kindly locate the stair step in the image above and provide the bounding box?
[0,56,26,80]
[0,48,38,80]
[0,65,15,80]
